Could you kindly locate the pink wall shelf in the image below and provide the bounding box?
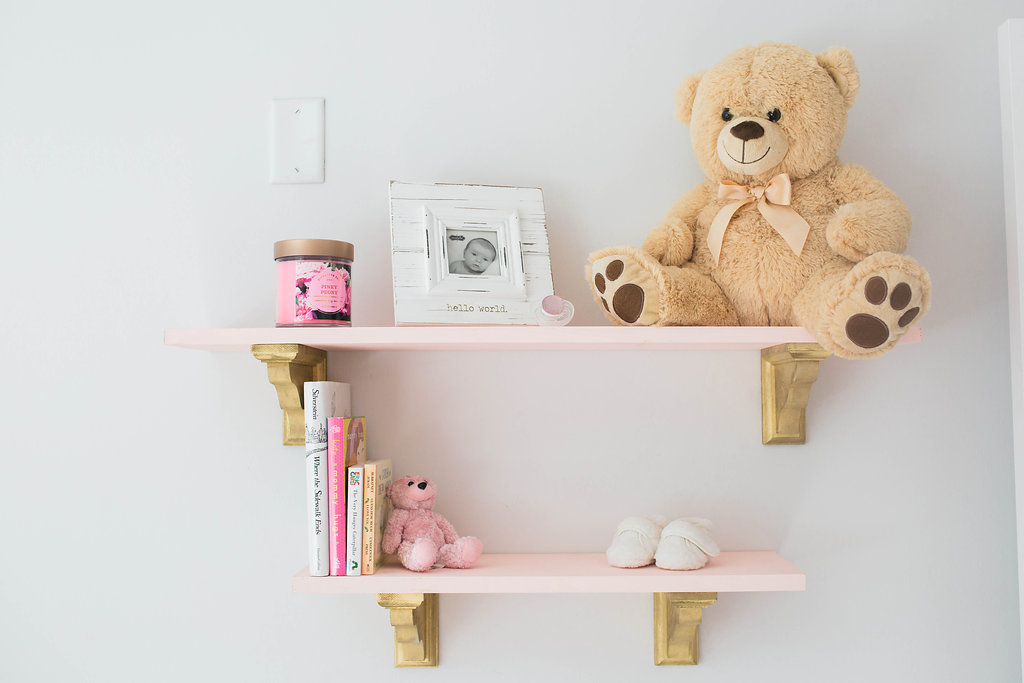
[291,551,805,594]
[165,325,921,353]
[165,324,923,446]
[310,552,804,666]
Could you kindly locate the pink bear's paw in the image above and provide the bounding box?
[398,539,440,572]
[439,537,483,569]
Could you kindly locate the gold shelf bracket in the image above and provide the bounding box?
[761,342,832,445]
[376,593,439,667]
[653,592,717,665]
[251,343,327,446]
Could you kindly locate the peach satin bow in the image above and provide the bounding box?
[708,173,811,265]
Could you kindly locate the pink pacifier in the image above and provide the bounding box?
[535,295,574,326]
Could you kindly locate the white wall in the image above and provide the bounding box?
[1,1,1020,680]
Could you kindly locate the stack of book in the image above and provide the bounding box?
[304,381,393,577]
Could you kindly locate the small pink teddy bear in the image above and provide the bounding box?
[382,476,483,572]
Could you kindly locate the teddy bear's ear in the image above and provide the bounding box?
[817,47,860,110]
[674,71,704,125]
[385,483,393,499]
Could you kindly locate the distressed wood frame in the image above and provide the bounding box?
[389,181,554,325]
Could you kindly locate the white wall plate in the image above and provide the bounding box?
[270,98,325,184]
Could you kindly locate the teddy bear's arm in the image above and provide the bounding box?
[382,509,410,554]
[827,163,912,261]
[641,182,707,266]
[434,513,460,544]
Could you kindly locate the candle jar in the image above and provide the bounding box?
[274,239,354,327]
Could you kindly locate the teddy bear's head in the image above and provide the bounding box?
[387,475,437,511]
[675,42,859,183]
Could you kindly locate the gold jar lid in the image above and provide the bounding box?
[274,238,354,261]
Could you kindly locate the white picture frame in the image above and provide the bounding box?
[389,182,554,325]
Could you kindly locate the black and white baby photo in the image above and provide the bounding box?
[447,229,500,276]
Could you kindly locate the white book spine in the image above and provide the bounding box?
[346,466,364,576]
[304,381,351,577]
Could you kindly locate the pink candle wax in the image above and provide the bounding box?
[274,239,354,327]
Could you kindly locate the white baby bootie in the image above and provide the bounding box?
[654,518,721,571]
[606,515,668,568]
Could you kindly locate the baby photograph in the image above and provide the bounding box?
[447,228,501,277]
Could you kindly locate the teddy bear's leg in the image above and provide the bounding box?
[437,537,483,569]
[587,245,738,326]
[587,246,661,325]
[793,252,931,359]
[398,538,441,572]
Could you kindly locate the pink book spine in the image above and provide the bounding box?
[327,417,347,576]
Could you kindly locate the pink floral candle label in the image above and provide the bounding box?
[277,260,351,325]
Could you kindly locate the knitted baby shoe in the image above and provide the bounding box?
[654,518,720,571]
[606,515,668,568]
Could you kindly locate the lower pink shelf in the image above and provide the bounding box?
[292,552,805,594]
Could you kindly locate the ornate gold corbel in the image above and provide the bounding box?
[653,592,717,665]
[761,343,832,445]
[376,593,439,667]
[251,343,327,446]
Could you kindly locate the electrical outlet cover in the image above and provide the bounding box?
[270,98,325,184]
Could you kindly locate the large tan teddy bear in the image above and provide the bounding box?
[586,43,930,358]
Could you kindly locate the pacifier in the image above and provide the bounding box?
[534,295,574,326]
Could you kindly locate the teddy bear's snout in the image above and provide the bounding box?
[730,120,765,141]
[717,116,788,175]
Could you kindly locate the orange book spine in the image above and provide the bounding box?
[361,459,392,574]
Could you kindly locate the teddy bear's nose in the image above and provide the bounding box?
[417,481,428,490]
[730,120,765,141]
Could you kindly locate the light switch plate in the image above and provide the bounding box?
[270,98,325,184]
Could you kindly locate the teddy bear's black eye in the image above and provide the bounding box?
[767,108,781,122]
[407,481,415,486]
[721,108,733,122]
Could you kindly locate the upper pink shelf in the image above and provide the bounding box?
[165,325,921,353]
[291,552,805,594]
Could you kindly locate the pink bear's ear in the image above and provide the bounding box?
[385,483,393,499]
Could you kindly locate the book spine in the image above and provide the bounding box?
[372,461,393,573]
[346,466,364,576]
[361,464,377,574]
[327,417,346,576]
[304,382,351,577]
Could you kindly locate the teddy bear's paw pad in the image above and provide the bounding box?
[463,537,483,563]
[832,269,924,355]
[590,254,660,326]
[400,539,440,572]
[439,537,482,569]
